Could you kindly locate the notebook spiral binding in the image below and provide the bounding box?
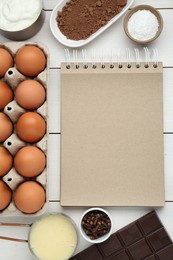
[64,47,159,70]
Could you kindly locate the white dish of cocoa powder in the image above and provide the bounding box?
[50,0,134,47]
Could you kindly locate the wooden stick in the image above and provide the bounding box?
[0,222,30,243]
[0,236,28,243]
[0,222,30,227]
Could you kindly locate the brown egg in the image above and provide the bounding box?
[0,112,13,142]
[14,181,46,214]
[0,81,13,110]
[0,147,13,177]
[0,180,12,211]
[15,80,46,110]
[14,146,46,178]
[16,112,46,143]
[0,48,14,78]
[15,45,46,77]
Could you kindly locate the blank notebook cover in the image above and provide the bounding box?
[60,62,164,206]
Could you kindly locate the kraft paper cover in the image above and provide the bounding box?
[60,62,164,206]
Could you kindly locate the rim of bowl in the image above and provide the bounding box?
[28,212,78,260]
[123,5,163,44]
[80,207,113,244]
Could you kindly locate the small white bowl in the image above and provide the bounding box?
[50,0,134,47]
[80,207,113,244]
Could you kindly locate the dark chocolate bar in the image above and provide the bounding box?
[71,211,173,260]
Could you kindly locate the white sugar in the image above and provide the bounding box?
[127,10,159,41]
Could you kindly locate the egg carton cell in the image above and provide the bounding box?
[0,42,49,217]
[3,133,47,156]
[4,67,26,88]
[0,169,47,217]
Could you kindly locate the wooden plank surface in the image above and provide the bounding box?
[0,0,173,259]
[0,202,173,260]
[43,0,173,10]
[1,10,172,68]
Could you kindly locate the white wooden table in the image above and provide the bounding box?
[1,1,173,259]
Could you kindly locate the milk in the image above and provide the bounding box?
[29,214,77,260]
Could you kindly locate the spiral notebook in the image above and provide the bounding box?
[60,58,164,206]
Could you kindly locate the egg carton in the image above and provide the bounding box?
[0,42,49,217]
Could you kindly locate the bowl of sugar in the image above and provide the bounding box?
[123,5,163,44]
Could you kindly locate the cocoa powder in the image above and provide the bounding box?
[56,0,127,40]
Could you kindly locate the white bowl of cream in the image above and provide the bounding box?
[0,0,44,40]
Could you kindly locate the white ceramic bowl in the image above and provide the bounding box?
[50,0,134,47]
[80,207,113,244]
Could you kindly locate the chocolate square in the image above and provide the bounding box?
[147,228,172,251]
[70,257,80,260]
[138,211,162,235]
[145,256,157,260]
[128,239,152,259]
[108,250,130,260]
[157,244,173,260]
[98,234,122,257]
[118,223,143,246]
[79,245,102,260]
